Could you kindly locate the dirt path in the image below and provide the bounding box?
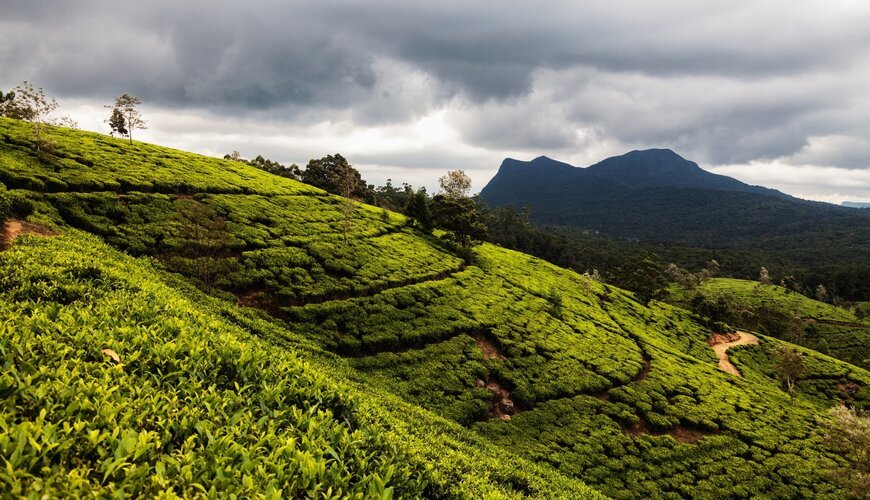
[0,220,55,249]
[708,331,759,376]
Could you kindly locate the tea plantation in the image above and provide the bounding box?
[671,277,870,370]
[2,117,869,498]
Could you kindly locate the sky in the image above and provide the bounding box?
[2,1,870,203]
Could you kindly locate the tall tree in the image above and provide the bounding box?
[771,344,805,402]
[335,166,359,245]
[302,154,370,200]
[108,94,146,144]
[438,170,472,199]
[431,194,487,247]
[404,187,434,232]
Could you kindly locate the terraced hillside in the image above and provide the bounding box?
[2,117,869,498]
[671,278,870,370]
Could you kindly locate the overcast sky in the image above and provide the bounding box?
[3,1,870,203]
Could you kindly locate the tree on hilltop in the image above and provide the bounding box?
[0,81,60,150]
[404,187,434,232]
[106,93,146,144]
[432,194,487,248]
[302,154,370,199]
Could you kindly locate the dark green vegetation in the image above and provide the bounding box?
[480,151,870,301]
[2,117,870,498]
[671,278,870,370]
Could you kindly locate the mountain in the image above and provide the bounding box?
[843,201,870,209]
[481,149,870,296]
[482,149,791,207]
[584,149,787,196]
[2,118,869,498]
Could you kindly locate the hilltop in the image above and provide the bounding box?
[2,117,869,498]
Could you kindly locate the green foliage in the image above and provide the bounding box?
[611,254,668,305]
[432,194,487,248]
[819,406,870,498]
[0,184,9,223]
[302,154,371,200]
[227,152,302,181]
[0,230,602,499]
[672,278,870,369]
[107,107,127,137]
[404,187,434,232]
[4,117,870,499]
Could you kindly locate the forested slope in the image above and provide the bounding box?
[2,117,868,498]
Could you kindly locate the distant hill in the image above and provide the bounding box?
[481,150,870,297]
[842,201,870,209]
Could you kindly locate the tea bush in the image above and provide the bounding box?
[0,230,602,498]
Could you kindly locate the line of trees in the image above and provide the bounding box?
[225,151,487,249]
[1,81,147,148]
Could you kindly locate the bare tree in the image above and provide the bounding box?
[336,169,358,245]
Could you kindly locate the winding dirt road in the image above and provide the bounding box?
[710,331,759,376]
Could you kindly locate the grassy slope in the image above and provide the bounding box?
[2,117,869,498]
[672,277,870,369]
[0,230,601,498]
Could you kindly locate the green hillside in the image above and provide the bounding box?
[0,226,600,498]
[671,278,870,370]
[2,117,869,498]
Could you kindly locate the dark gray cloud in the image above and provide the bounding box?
[1,0,869,199]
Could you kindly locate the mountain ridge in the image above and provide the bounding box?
[486,149,795,201]
[481,148,869,246]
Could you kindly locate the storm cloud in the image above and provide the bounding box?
[1,0,869,201]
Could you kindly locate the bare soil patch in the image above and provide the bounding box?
[477,374,519,420]
[623,417,707,444]
[474,334,506,360]
[0,220,56,249]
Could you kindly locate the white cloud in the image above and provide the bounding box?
[4,1,870,203]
